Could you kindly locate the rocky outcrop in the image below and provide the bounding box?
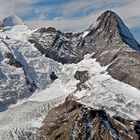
[50,71,58,81]
[4,52,23,67]
[29,27,83,64]
[36,99,139,140]
[74,70,89,82]
[74,70,90,91]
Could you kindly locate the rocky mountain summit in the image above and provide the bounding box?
[0,10,140,140]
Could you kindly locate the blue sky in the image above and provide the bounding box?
[0,0,140,42]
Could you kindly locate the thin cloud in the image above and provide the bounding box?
[25,0,140,32]
[61,0,131,17]
[25,11,100,31]
[0,0,34,19]
[0,0,140,33]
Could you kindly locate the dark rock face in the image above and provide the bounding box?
[0,101,7,112]
[0,21,4,29]
[107,52,140,89]
[4,52,23,67]
[135,121,140,140]
[74,70,90,91]
[29,27,84,64]
[74,70,89,82]
[37,99,139,140]
[50,72,58,81]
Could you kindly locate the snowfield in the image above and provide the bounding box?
[0,24,140,139]
[72,55,140,120]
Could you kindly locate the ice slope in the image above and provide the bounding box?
[0,25,32,42]
[0,98,65,140]
[1,51,140,139]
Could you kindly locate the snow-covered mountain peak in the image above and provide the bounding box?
[2,15,24,27]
